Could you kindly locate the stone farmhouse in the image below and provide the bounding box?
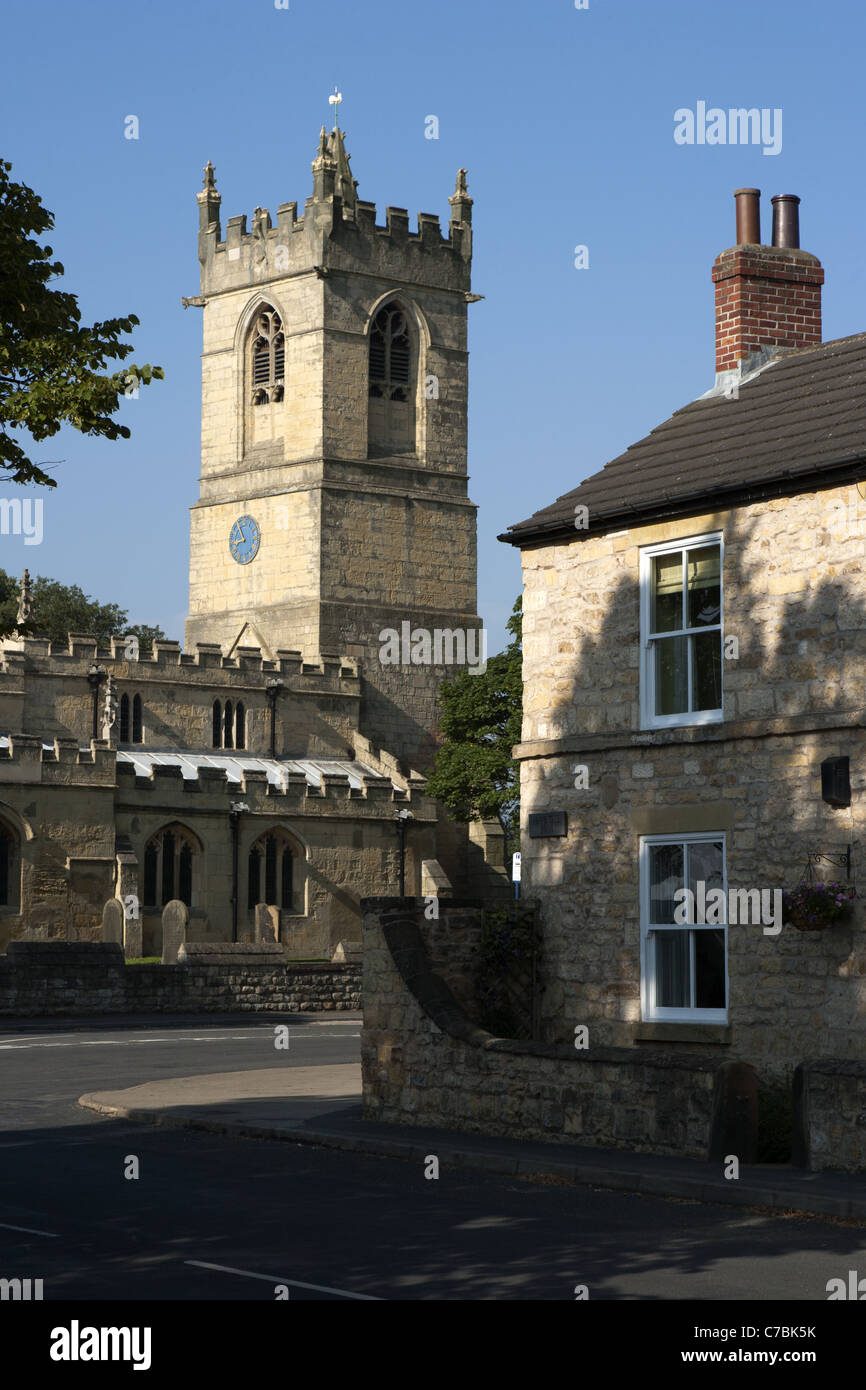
[0,123,504,958]
[502,186,866,1084]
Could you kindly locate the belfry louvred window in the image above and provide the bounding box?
[250,307,284,406]
[368,301,415,455]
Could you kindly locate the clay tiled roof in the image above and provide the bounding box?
[501,332,866,546]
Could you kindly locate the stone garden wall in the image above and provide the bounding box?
[794,1059,866,1174]
[363,898,866,1172]
[0,941,360,1015]
[362,899,736,1160]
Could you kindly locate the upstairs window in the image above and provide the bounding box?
[235,701,246,750]
[368,301,415,456]
[250,307,284,407]
[640,535,723,729]
[119,693,143,744]
[212,699,246,750]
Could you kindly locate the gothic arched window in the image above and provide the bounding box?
[250,307,284,407]
[120,694,143,745]
[212,701,222,748]
[223,699,234,751]
[247,828,298,914]
[235,702,245,750]
[143,826,198,909]
[368,300,415,456]
[0,819,20,910]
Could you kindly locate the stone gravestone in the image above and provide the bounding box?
[254,903,278,943]
[161,899,189,965]
[102,899,124,947]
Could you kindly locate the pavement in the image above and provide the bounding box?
[78,1060,866,1223]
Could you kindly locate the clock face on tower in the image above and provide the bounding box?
[229,515,260,565]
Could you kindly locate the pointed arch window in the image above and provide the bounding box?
[0,819,21,910]
[368,301,415,455]
[143,826,198,909]
[119,693,143,744]
[212,698,247,749]
[247,828,298,914]
[250,307,284,407]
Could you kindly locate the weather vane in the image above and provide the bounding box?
[328,88,342,130]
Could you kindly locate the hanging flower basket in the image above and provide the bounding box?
[782,880,855,932]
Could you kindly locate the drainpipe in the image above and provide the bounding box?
[229,801,249,942]
[266,679,286,759]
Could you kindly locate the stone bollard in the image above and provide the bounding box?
[161,899,189,965]
[708,1060,759,1164]
[254,902,279,943]
[101,899,124,947]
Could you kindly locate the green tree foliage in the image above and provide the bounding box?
[0,159,163,487]
[425,597,522,850]
[0,568,166,652]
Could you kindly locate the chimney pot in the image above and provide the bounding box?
[771,194,801,249]
[712,189,822,378]
[734,187,761,245]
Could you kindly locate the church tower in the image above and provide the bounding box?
[185,120,481,771]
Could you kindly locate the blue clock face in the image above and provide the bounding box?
[229,515,260,565]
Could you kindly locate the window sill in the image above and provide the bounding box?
[634,1022,732,1046]
[641,713,723,733]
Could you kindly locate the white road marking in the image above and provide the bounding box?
[0,1035,360,1051]
[0,1024,361,1051]
[306,1020,361,1025]
[0,1037,257,1050]
[0,1221,60,1238]
[184,1259,380,1300]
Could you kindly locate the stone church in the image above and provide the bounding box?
[0,122,503,958]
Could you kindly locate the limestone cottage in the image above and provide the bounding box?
[502,187,866,1086]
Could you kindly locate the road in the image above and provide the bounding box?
[0,1015,864,1300]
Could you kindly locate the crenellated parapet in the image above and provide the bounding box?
[0,635,360,694]
[114,752,433,820]
[0,734,117,785]
[197,130,473,301]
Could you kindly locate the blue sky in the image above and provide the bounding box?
[0,0,862,650]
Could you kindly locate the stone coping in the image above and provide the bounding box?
[373,907,725,1073]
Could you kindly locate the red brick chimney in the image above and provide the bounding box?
[712,189,823,376]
